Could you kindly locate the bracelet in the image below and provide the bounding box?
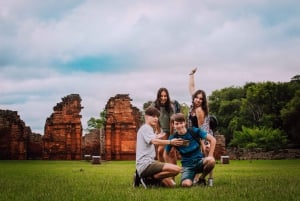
[169,140,171,145]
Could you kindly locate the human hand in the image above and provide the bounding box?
[170,138,184,146]
[156,132,166,139]
[189,67,197,75]
[206,156,214,160]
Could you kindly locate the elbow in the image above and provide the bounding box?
[208,136,216,145]
[151,139,158,145]
[211,137,216,145]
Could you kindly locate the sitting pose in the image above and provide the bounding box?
[135,106,183,188]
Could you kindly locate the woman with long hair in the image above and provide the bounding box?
[188,68,215,186]
[152,87,179,164]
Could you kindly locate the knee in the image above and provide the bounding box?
[205,156,215,166]
[166,164,182,175]
[181,179,193,187]
[204,157,215,170]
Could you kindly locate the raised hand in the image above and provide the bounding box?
[189,67,197,75]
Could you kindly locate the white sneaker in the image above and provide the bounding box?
[208,178,213,187]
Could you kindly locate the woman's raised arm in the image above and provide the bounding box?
[189,67,197,96]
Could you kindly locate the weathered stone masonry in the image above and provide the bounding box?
[0,110,31,159]
[104,94,141,160]
[43,94,83,160]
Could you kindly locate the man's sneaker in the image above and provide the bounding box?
[140,177,148,189]
[133,170,141,187]
[208,178,213,187]
[193,177,199,185]
[148,177,162,187]
[197,178,207,186]
[140,177,162,189]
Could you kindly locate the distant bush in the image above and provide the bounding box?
[229,126,288,151]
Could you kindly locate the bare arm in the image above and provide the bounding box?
[189,67,197,96]
[151,138,183,146]
[206,134,216,158]
[200,139,206,154]
[195,107,205,126]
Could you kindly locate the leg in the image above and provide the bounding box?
[208,170,214,179]
[181,166,195,187]
[207,171,214,187]
[157,145,165,162]
[199,156,215,179]
[141,161,182,188]
[153,163,181,180]
[153,163,182,187]
[163,146,177,164]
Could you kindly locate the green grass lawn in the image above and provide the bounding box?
[0,159,299,201]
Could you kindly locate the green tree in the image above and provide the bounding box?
[209,86,245,144]
[241,82,292,129]
[180,103,189,120]
[143,101,153,110]
[291,75,300,83]
[281,90,300,145]
[87,110,106,131]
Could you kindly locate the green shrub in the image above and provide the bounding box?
[229,126,287,150]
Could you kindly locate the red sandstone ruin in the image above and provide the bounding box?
[104,94,141,160]
[0,110,31,159]
[43,94,83,160]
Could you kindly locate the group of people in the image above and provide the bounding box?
[135,68,217,188]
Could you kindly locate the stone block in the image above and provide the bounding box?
[221,155,230,164]
[91,156,101,164]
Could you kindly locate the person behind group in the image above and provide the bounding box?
[164,113,216,187]
[135,106,183,187]
[188,67,215,186]
[151,87,179,164]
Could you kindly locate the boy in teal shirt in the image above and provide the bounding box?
[165,113,216,187]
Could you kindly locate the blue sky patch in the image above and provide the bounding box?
[54,55,132,73]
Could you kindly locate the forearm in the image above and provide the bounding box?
[151,138,171,145]
[189,74,195,96]
[207,136,216,157]
[189,68,197,96]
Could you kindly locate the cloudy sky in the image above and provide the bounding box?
[1,0,299,134]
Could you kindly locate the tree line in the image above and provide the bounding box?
[208,75,300,150]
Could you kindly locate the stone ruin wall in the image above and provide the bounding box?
[214,133,226,160]
[82,129,101,157]
[0,93,141,161]
[0,109,44,160]
[43,94,83,160]
[104,94,141,160]
[226,148,300,160]
[27,132,43,159]
[0,110,31,159]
